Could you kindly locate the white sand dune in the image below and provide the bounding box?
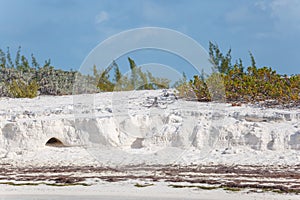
[0,89,299,167]
[0,90,299,199]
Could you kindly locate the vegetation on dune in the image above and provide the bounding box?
[0,47,169,98]
[94,57,170,92]
[0,47,76,98]
[176,42,299,105]
[7,79,39,98]
[0,44,299,106]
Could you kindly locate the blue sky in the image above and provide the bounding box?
[0,0,300,75]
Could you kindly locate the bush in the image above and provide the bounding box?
[8,79,39,98]
[95,57,170,92]
[176,43,299,104]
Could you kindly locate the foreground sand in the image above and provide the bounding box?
[1,181,300,200]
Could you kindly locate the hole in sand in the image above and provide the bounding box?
[45,137,66,147]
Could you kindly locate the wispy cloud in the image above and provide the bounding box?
[224,0,300,39]
[142,1,165,21]
[225,6,254,24]
[256,0,300,33]
[95,11,109,24]
[254,1,268,11]
[270,0,300,31]
[141,1,176,24]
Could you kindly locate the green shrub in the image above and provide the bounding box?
[8,79,39,98]
[95,57,170,92]
[176,43,299,104]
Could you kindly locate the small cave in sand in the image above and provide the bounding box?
[131,138,144,149]
[45,137,66,147]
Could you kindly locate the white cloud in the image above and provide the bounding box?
[141,1,175,23]
[142,1,165,21]
[271,0,300,30]
[225,6,254,24]
[95,11,109,24]
[254,1,267,11]
[257,0,300,32]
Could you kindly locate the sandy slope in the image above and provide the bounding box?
[0,90,299,197]
[0,89,299,167]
